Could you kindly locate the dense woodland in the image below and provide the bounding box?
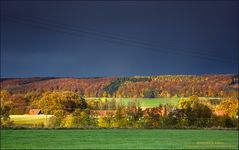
[1,74,238,98]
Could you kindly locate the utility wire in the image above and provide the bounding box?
[8,15,236,61]
[3,15,238,64]
[4,14,229,58]
[23,15,234,59]
[4,15,236,64]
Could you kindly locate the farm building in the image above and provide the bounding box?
[28,109,41,115]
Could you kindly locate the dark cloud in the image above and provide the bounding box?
[1,1,238,77]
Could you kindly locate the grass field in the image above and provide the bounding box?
[86,97,180,107]
[1,129,237,149]
[117,97,180,107]
[86,97,221,108]
[10,115,55,126]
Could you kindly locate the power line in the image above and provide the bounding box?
[4,15,237,64]
[3,15,238,64]
[21,15,233,59]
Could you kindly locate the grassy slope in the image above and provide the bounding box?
[1,129,238,149]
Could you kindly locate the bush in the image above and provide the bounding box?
[98,113,114,128]
[61,109,97,128]
[0,118,14,128]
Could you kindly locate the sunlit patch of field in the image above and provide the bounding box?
[86,97,221,108]
[10,115,55,125]
[86,97,180,107]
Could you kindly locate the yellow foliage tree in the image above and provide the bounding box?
[216,99,238,118]
[102,91,108,98]
[0,90,14,127]
[178,95,199,109]
[98,113,114,128]
[61,114,74,127]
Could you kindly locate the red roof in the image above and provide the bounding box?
[214,110,225,116]
[29,109,41,115]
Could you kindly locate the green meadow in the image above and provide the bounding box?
[86,97,180,107]
[86,97,220,108]
[1,129,237,149]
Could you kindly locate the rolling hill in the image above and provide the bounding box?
[1,74,238,98]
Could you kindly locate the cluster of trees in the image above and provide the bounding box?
[1,75,238,98]
[1,89,238,129]
[1,77,116,97]
[87,99,117,110]
[95,96,238,129]
[36,91,87,124]
[103,77,151,96]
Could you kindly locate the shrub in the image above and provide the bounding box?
[216,99,238,118]
[98,113,114,128]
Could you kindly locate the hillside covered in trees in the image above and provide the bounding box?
[1,74,238,98]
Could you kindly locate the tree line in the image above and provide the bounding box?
[1,90,238,129]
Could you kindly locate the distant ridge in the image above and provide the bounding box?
[1,74,238,98]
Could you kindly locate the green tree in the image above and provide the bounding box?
[98,112,114,128]
[112,105,128,127]
[71,109,97,128]
[177,95,213,127]
[37,91,87,124]
[188,101,212,127]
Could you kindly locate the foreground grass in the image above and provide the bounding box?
[1,129,238,149]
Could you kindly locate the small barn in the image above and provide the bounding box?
[28,109,41,115]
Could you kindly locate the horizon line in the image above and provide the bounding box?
[1,73,238,79]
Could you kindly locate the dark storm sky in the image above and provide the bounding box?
[1,1,238,78]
